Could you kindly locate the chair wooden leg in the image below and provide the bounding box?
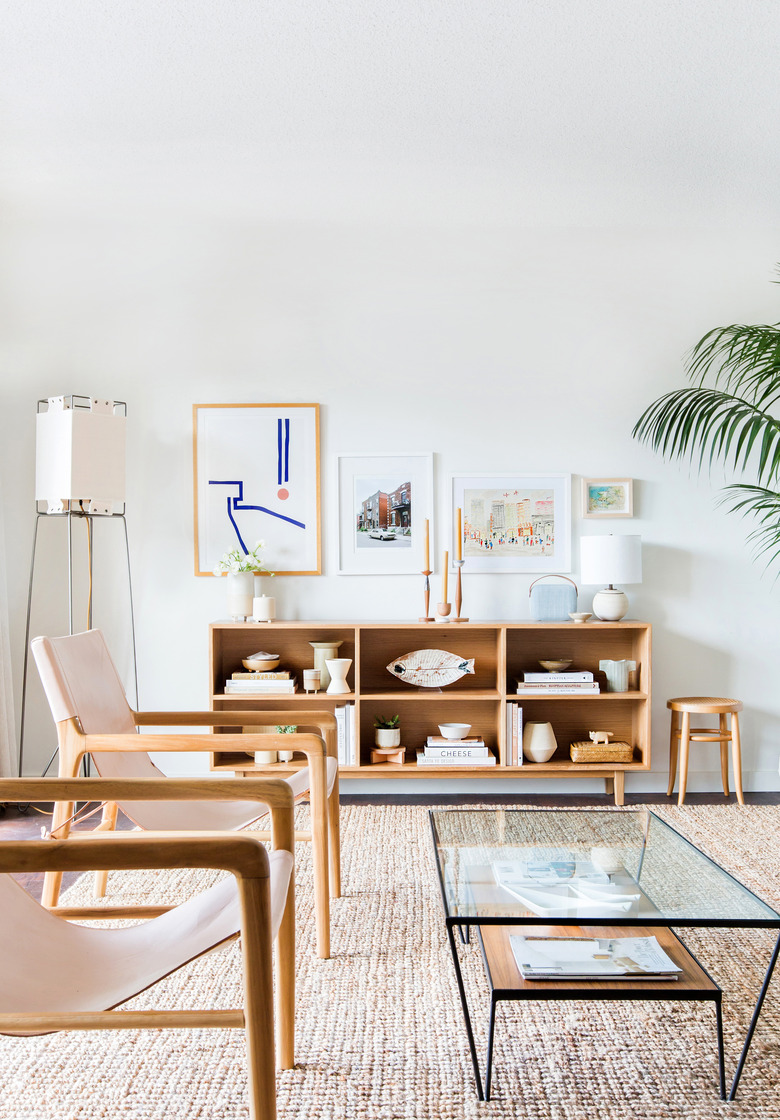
[667,710,679,797]
[718,715,730,798]
[41,798,75,908]
[309,752,330,959]
[677,711,691,806]
[238,875,277,1120]
[327,778,341,899]
[274,874,296,1070]
[731,712,745,806]
[93,801,119,898]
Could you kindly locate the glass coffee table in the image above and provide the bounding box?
[430,808,780,1102]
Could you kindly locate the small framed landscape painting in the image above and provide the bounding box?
[582,477,633,519]
[336,453,434,575]
[450,473,571,573]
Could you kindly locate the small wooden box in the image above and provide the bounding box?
[371,746,406,765]
[569,740,634,764]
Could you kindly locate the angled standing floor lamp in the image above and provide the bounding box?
[18,395,137,777]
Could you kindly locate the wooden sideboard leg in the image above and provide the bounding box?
[604,776,614,798]
[613,771,625,806]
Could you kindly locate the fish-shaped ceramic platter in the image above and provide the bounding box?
[387,649,476,688]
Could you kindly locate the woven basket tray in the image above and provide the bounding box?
[569,740,634,764]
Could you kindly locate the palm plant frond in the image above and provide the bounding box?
[718,485,780,573]
[633,281,780,573]
[632,387,780,486]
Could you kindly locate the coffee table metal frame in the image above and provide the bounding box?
[429,808,780,1103]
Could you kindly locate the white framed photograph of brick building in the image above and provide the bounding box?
[451,473,571,573]
[336,453,434,574]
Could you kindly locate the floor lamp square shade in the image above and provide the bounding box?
[580,534,642,621]
[35,404,126,513]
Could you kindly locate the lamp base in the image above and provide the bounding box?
[592,588,629,621]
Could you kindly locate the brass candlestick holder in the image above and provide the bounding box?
[452,559,469,622]
[419,571,435,622]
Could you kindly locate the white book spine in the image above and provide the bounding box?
[348,702,356,765]
[423,746,490,758]
[517,704,523,766]
[522,671,593,683]
[335,705,346,766]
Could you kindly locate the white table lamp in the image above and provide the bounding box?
[580,534,642,621]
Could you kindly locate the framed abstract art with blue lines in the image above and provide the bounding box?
[194,403,321,576]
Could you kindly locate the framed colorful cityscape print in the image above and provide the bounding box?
[336,453,434,575]
[582,477,633,519]
[194,403,321,575]
[450,473,571,573]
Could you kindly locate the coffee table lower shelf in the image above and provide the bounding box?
[463,923,724,1102]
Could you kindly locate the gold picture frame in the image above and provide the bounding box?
[193,403,321,575]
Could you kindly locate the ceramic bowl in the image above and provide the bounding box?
[568,612,592,624]
[438,723,471,740]
[538,659,573,672]
[242,655,281,672]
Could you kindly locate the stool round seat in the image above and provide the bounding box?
[667,696,744,806]
[667,697,743,715]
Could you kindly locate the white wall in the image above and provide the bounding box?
[1,1,778,793]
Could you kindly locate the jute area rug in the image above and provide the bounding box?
[0,802,778,1120]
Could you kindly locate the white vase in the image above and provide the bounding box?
[325,658,352,695]
[599,659,637,693]
[310,641,343,690]
[522,721,558,763]
[226,572,254,621]
[375,728,401,748]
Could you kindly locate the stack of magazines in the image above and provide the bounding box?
[510,934,682,980]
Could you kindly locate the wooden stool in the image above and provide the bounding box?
[667,696,744,807]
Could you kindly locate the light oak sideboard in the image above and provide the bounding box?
[208,621,651,805]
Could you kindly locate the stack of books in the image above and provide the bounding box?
[516,670,599,696]
[224,669,298,694]
[416,735,496,766]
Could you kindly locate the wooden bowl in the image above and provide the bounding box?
[538,659,573,672]
[242,656,281,672]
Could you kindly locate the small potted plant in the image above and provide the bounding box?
[374,714,401,749]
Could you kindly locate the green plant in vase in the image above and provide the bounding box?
[374,714,401,748]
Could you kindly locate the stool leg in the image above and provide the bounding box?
[718,714,730,798]
[678,710,691,807]
[667,710,679,798]
[731,712,745,806]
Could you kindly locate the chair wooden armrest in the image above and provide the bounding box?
[0,777,295,855]
[133,709,338,758]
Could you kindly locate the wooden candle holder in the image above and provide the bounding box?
[452,560,469,622]
[419,571,435,622]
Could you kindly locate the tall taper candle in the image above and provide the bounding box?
[442,551,448,602]
[456,507,462,561]
[424,518,430,571]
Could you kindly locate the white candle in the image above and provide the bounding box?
[252,595,276,622]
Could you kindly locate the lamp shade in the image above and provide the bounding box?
[580,534,642,586]
[35,398,125,510]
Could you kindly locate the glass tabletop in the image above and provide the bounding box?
[429,808,780,926]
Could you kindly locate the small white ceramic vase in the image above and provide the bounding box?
[522,721,558,763]
[310,641,343,690]
[226,572,254,621]
[599,659,637,693]
[325,658,352,695]
[375,728,401,748]
[254,749,278,765]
